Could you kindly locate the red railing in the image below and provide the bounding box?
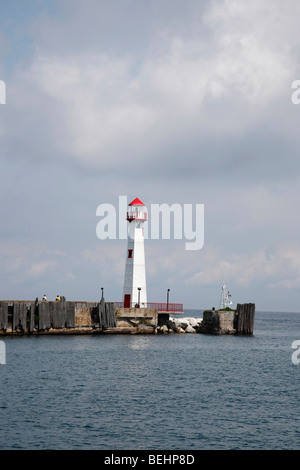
[114,302,183,312]
[127,211,148,222]
[147,303,183,312]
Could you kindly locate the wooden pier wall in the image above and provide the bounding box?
[235,303,255,335]
[0,298,116,335]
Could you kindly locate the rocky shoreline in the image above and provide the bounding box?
[156,316,203,334]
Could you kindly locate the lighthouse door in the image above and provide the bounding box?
[124,294,131,308]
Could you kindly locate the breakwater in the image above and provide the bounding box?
[0,299,255,335]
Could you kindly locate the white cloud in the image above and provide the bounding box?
[186,244,300,290]
[27,260,57,278]
[0,241,65,282]
[4,0,299,174]
[8,52,157,168]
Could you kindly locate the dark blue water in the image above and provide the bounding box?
[0,310,299,450]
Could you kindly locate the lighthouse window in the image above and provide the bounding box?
[128,249,133,258]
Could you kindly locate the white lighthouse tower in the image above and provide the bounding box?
[123,198,148,308]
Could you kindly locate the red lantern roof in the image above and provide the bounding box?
[129,198,145,206]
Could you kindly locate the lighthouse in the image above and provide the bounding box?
[123,197,147,308]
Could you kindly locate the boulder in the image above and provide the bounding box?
[169,316,202,333]
[185,324,196,333]
[188,317,200,327]
[175,327,186,333]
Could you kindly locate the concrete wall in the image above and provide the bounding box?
[75,307,92,326]
[219,311,236,332]
[115,307,158,328]
[200,309,236,334]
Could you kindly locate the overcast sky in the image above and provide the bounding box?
[1,0,300,311]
